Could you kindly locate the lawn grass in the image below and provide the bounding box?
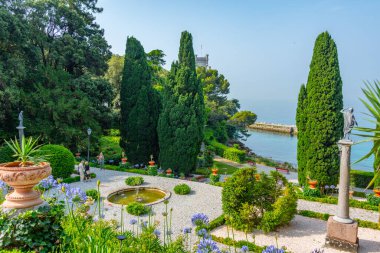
[212,161,240,174]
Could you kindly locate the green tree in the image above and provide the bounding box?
[158,31,205,175]
[296,84,308,186]
[304,32,343,186]
[120,37,160,164]
[104,54,124,110]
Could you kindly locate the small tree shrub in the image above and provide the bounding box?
[0,145,14,163]
[0,203,64,252]
[147,165,158,176]
[86,189,99,201]
[303,187,321,197]
[209,174,220,184]
[222,168,296,232]
[126,202,150,216]
[99,136,122,164]
[366,194,380,206]
[38,145,75,179]
[173,184,191,195]
[125,176,144,186]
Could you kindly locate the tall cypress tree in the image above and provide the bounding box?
[158,31,205,175]
[304,32,343,186]
[296,84,307,186]
[120,37,160,164]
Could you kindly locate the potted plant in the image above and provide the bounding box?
[121,151,128,164]
[75,152,81,158]
[0,137,51,209]
[308,179,318,189]
[166,168,172,176]
[211,168,218,176]
[373,187,380,197]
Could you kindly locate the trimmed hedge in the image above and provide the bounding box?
[210,141,245,163]
[0,145,14,163]
[350,170,374,189]
[39,145,75,179]
[126,202,150,216]
[173,184,191,195]
[211,236,265,253]
[62,173,96,184]
[125,176,144,186]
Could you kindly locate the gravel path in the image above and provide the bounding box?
[211,215,380,253]
[70,167,223,240]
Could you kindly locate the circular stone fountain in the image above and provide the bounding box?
[107,187,171,206]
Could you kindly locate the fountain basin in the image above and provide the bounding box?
[107,187,171,206]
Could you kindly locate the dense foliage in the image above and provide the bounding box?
[125,176,144,186]
[222,168,297,232]
[99,135,123,163]
[173,184,191,195]
[86,189,100,201]
[0,202,64,252]
[297,32,343,186]
[0,0,112,150]
[158,31,205,175]
[38,144,75,179]
[0,145,13,163]
[296,84,307,186]
[120,37,161,164]
[350,170,374,189]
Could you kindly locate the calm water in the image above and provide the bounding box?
[243,129,374,172]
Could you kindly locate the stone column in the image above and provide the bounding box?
[333,139,353,223]
[326,139,358,252]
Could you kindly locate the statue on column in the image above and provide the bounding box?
[18,111,23,127]
[340,107,357,140]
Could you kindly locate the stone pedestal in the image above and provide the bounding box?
[326,217,359,252]
[325,139,359,252]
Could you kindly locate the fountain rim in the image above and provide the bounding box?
[105,186,171,206]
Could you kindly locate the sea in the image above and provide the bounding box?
[241,99,375,172]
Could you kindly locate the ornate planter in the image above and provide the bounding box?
[255,174,261,181]
[0,162,51,208]
[308,180,318,189]
[121,158,128,164]
[149,161,155,166]
[166,168,172,176]
[349,190,354,198]
[75,152,81,158]
[373,188,380,198]
[211,168,218,176]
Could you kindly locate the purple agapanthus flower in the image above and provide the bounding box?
[191,213,209,226]
[130,219,137,225]
[324,185,329,189]
[39,175,58,190]
[197,228,209,238]
[330,185,335,189]
[241,245,249,252]
[183,227,192,234]
[196,238,221,253]
[153,229,161,237]
[61,184,87,203]
[0,180,7,193]
[262,245,285,253]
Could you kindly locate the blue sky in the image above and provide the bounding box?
[96,0,380,124]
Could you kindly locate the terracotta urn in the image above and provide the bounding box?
[75,152,81,158]
[121,157,128,164]
[166,168,172,175]
[373,188,380,198]
[149,160,155,166]
[255,173,261,181]
[0,161,51,209]
[211,168,218,176]
[308,180,318,189]
[349,190,354,198]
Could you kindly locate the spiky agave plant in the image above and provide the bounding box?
[4,136,45,166]
[354,81,380,189]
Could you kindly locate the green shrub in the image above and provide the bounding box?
[353,191,366,198]
[210,141,246,163]
[0,203,64,252]
[99,136,123,163]
[125,176,144,186]
[211,236,265,252]
[206,215,226,231]
[0,145,14,163]
[62,173,96,184]
[350,170,374,189]
[297,210,330,221]
[126,169,148,175]
[38,144,75,179]
[86,189,99,201]
[303,187,321,197]
[209,174,220,184]
[126,202,150,216]
[366,194,380,206]
[147,165,158,176]
[222,168,294,232]
[173,184,191,195]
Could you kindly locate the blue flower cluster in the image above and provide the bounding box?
[196,238,221,253]
[241,245,249,252]
[38,175,58,190]
[262,245,285,253]
[182,227,192,234]
[197,228,210,239]
[58,183,87,203]
[191,213,209,226]
[0,180,7,193]
[129,219,137,225]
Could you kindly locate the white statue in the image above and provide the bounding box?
[340,107,357,140]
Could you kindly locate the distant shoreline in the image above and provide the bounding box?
[248,122,298,135]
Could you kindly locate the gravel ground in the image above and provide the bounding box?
[69,167,223,241]
[212,215,380,253]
